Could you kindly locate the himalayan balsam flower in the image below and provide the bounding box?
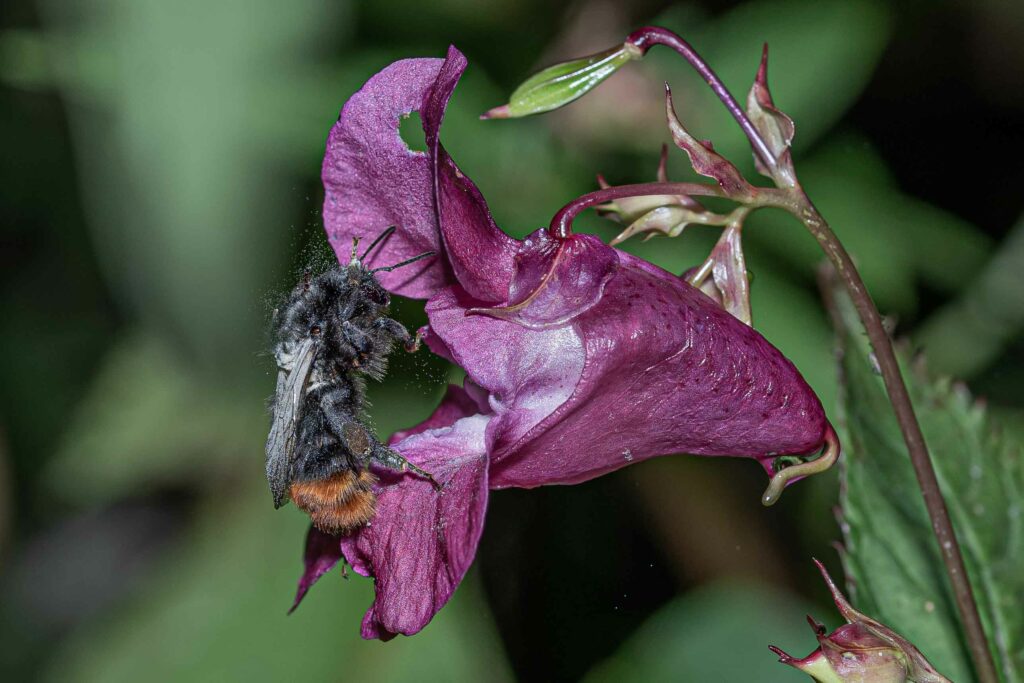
[770,560,951,682]
[292,46,835,639]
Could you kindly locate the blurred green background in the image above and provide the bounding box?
[2,0,1023,680]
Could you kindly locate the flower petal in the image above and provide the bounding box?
[471,231,617,328]
[388,382,490,445]
[423,48,518,303]
[426,286,584,458]
[340,414,490,639]
[323,47,518,302]
[321,57,450,298]
[289,525,343,613]
[488,249,827,487]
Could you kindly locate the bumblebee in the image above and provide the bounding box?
[265,229,436,534]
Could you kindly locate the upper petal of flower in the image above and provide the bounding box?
[423,48,518,303]
[322,47,519,301]
[339,395,490,639]
[322,56,450,298]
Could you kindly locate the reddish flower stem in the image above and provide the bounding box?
[550,181,771,239]
[796,195,999,683]
[625,26,778,175]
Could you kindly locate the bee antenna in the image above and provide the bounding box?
[370,251,436,274]
[360,226,397,261]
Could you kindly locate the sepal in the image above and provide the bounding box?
[684,221,752,326]
[746,45,797,188]
[666,86,752,198]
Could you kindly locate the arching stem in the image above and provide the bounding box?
[795,193,999,683]
[548,181,790,238]
[625,26,777,174]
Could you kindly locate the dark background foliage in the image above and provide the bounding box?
[1,0,1021,680]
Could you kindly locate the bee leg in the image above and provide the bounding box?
[374,317,419,352]
[371,442,442,490]
[331,417,375,460]
[407,329,423,353]
[326,408,441,490]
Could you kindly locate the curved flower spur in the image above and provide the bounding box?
[284,45,838,639]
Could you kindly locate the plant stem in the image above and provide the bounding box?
[548,181,791,239]
[794,194,1000,683]
[625,26,778,175]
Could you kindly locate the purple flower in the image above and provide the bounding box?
[295,46,834,639]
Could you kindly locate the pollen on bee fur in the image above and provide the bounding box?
[289,470,378,535]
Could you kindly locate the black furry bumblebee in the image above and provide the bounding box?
[265,229,437,535]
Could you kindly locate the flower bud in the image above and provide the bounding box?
[772,620,911,682]
[770,561,952,682]
[481,43,641,119]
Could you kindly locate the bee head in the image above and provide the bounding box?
[346,263,391,310]
[274,266,391,358]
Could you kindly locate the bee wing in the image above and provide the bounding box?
[266,338,317,508]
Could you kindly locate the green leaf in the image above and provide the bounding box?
[832,281,1024,682]
[44,332,263,503]
[584,582,821,683]
[914,212,1024,380]
[3,0,350,370]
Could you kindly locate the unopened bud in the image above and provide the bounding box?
[482,44,641,119]
[770,561,952,682]
[772,620,911,682]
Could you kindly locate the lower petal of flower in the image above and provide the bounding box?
[388,382,491,445]
[340,413,491,639]
[290,525,345,613]
[426,286,585,459]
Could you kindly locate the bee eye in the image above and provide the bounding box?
[310,324,322,336]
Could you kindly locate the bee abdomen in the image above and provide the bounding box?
[289,470,377,535]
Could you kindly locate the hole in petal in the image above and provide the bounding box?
[399,111,427,153]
